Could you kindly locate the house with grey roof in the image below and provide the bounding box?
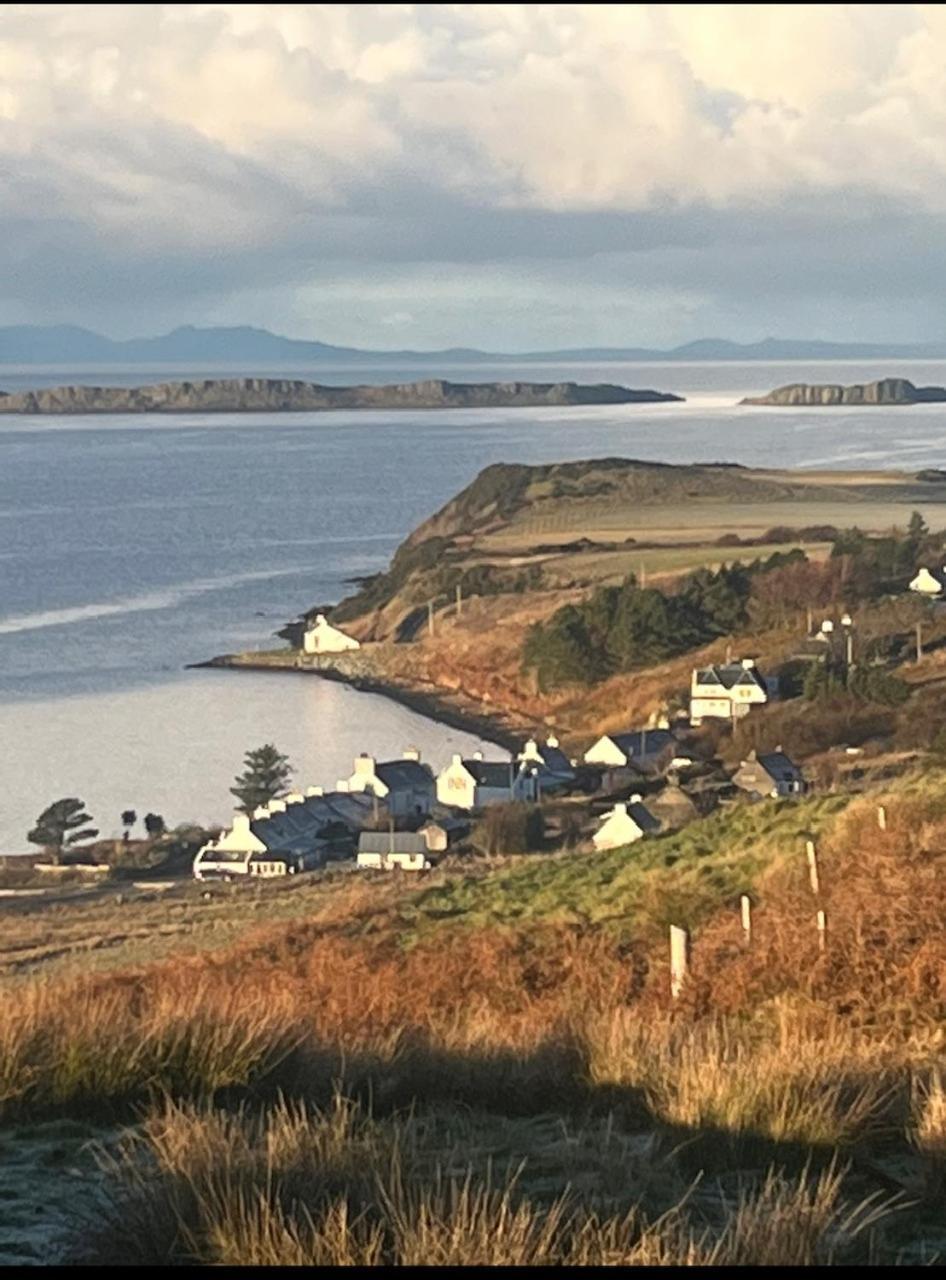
[193,787,383,880]
[584,728,676,778]
[733,749,806,799]
[690,658,771,725]
[436,751,538,810]
[340,749,436,816]
[517,735,577,793]
[356,830,433,871]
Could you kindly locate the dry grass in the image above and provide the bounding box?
[72,1092,895,1267]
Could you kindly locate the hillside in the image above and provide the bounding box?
[3,768,946,1263]
[0,377,680,415]
[3,322,946,364]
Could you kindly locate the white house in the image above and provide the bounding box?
[517,735,576,793]
[436,752,538,810]
[356,831,432,872]
[340,750,436,817]
[909,567,946,597]
[592,797,661,851]
[690,659,770,725]
[584,729,676,776]
[303,613,361,654]
[193,788,383,880]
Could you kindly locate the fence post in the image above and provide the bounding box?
[816,909,827,953]
[670,925,689,999]
[877,805,887,831]
[805,839,820,895]
[740,894,752,945]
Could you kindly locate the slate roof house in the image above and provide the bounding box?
[436,752,538,810]
[194,788,382,880]
[583,728,676,776]
[517,735,577,793]
[690,658,771,725]
[592,796,661,851]
[732,749,806,799]
[356,831,433,871]
[340,750,436,817]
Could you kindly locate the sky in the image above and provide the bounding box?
[2,3,946,350]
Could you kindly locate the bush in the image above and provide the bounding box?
[471,804,545,856]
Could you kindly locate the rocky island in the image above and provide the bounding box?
[741,376,946,406]
[0,377,683,415]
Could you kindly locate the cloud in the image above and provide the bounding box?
[1,4,945,344]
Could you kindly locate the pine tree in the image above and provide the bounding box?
[27,798,99,864]
[230,744,294,814]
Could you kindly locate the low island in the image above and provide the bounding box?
[741,376,946,406]
[0,377,683,415]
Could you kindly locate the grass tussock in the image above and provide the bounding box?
[73,1092,894,1267]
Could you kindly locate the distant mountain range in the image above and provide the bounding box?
[1,324,946,366]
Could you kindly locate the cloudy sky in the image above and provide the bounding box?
[3,3,946,349]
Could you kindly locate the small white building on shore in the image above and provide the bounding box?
[436,752,538,810]
[303,613,361,654]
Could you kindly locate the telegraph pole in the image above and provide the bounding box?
[916,620,924,663]
[428,599,435,637]
[456,583,463,617]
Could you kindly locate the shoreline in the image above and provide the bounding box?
[189,654,523,752]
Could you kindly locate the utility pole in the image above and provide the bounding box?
[456,583,463,617]
[640,560,647,588]
[428,599,435,637]
[916,620,923,663]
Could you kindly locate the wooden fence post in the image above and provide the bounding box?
[877,805,887,831]
[816,909,827,953]
[670,925,689,999]
[740,894,752,945]
[805,839,820,895]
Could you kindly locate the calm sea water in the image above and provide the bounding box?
[2,357,946,852]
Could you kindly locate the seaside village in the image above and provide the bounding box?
[194,614,809,881]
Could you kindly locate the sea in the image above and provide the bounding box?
[2,356,946,853]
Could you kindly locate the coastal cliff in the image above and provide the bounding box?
[741,377,946,406]
[0,377,683,415]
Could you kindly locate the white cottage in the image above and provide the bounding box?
[356,832,432,871]
[340,750,436,817]
[303,613,361,654]
[584,729,676,776]
[592,797,661,851]
[436,753,538,810]
[909,567,946,597]
[690,659,769,725]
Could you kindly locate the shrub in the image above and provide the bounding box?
[471,803,545,856]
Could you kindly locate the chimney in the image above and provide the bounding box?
[402,746,421,762]
[285,792,304,805]
[547,734,560,748]
[472,750,484,760]
[253,805,270,819]
[268,799,287,813]
[305,785,324,797]
[354,755,376,777]
[630,793,643,804]
[315,613,326,625]
[451,753,462,766]
[233,813,250,832]
[741,657,756,669]
[613,802,628,816]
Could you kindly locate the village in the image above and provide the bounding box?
[194,610,824,881]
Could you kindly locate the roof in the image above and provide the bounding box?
[530,744,575,776]
[608,729,676,758]
[462,759,516,788]
[248,789,380,852]
[694,662,766,691]
[375,759,435,790]
[755,751,803,779]
[358,831,428,855]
